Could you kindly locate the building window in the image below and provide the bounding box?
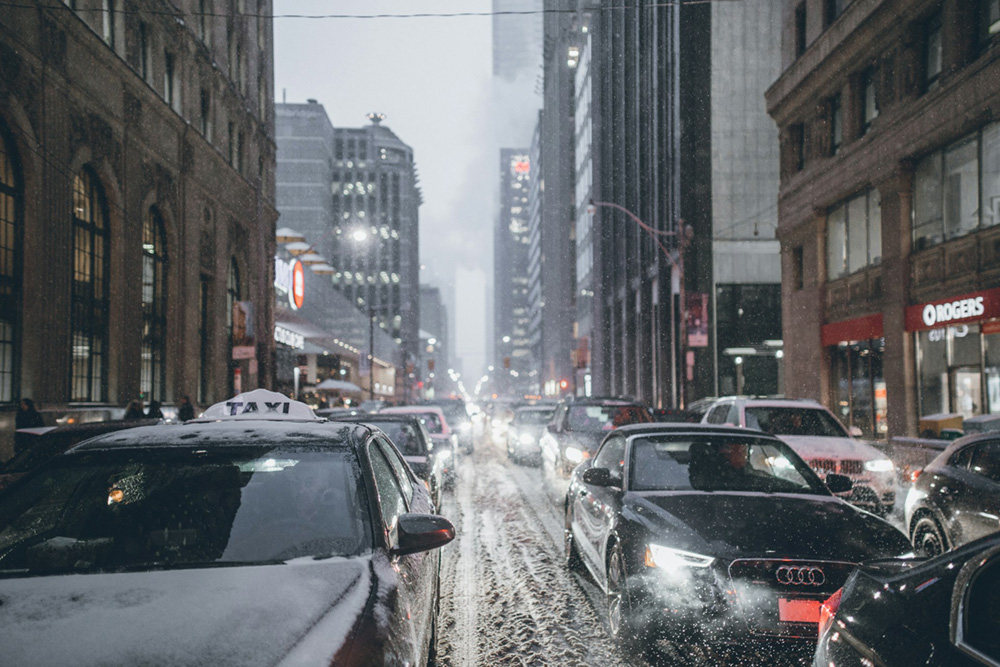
[918,324,999,421]
[831,338,886,437]
[200,88,212,140]
[791,122,805,171]
[70,168,110,403]
[257,0,266,49]
[824,0,846,28]
[227,122,235,166]
[830,93,843,155]
[198,0,210,45]
[164,51,176,109]
[198,278,209,404]
[226,258,241,396]
[794,3,807,57]
[141,208,167,402]
[236,131,245,173]
[139,22,150,82]
[982,0,1000,48]
[913,128,988,249]
[925,12,943,92]
[860,68,878,134]
[0,128,20,402]
[792,246,804,290]
[827,188,881,280]
[102,0,115,48]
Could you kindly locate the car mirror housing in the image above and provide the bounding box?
[582,467,613,487]
[825,473,853,494]
[392,513,456,556]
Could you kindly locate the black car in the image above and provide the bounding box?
[540,397,653,479]
[506,404,557,465]
[814,532,1000,666]
[0,389,454,666]
[2,418,160,492]
[905,431,1000,558]
[564,424,912,655]
[327,412,450,510]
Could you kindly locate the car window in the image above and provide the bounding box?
[961,556,1000,663]
[566,404,651,432]
[705,405,729,424]
[368,442,407,539]
[377,422,427,457]
[970,442,1000,483]
[0,446,371,573]
[744,406,848,437]
[950,445,975,469]
[376,436,414,503]
[514,409,555,425]
[627,435,826,494]
[592,436,625,483]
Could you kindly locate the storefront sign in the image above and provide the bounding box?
[821,313,883,346]
[274,325,305,350]
[274,257,305,310]
[906,288,1000,332]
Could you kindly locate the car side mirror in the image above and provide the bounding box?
[848,426,863,437]
[392,513,456,556]
[825,473,853,494]
[582,467,613,487]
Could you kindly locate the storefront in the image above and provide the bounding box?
[822,313,887,438]
[908,288,1000,422]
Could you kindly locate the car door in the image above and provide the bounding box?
[367,438,432,664]
[958,440,1000,544]
[578,435,626,576]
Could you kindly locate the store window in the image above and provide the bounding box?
[70,168,110,403]
[917,324,996,421]
[141,208,167,402]
[913,122,1000,249]
[0,127,20,403]
[827,188,881,280]
[831,338,886,437]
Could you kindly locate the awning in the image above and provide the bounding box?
[315,379,363,392]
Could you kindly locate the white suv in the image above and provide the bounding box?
[700,397,896,515]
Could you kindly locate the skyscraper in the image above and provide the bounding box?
[492,0,544,81]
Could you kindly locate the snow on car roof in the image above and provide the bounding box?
[71,420,357,451]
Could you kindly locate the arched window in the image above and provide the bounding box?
[0,127,20,403]
[226,257,241,396]
[141,207,167,402]
[70,168,110,402]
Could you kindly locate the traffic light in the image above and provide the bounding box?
[560,379,569,390]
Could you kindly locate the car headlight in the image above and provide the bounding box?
[436,447,452,461]
[459,422,471,433]
[519,432,536,446]
[864,458,894,473]
[564,446,589,463]
[644,544,714,570]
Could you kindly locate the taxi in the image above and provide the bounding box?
[0,389,454,666]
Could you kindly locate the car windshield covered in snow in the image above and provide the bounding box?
[745,406,850,438]
[628,435,828,495]
[0,445,371,576]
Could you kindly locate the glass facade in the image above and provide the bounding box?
[141,208,167,402]
[917,323,1000,421]
[0,128,18,403]
[827,188,881,280]
[831,338,886,437]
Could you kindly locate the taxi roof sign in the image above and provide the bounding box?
[197,388,319,422]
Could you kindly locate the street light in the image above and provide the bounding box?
[587,198,694,408]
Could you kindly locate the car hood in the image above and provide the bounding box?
[773,435,885,461]
[630,492,910,562]
[0,556,371,667]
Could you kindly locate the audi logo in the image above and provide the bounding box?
[775,565,826,586]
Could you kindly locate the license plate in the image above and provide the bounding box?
[778,598,821,624]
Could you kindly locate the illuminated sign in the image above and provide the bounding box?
[513,161,530,174]
[905,287,1000,332]
[274,325,305,349]
[274,257,305,310]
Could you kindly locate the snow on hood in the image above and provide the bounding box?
[0,557,371,667]
[775,435,887,461]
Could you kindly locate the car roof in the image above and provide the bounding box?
[328,413,424,424]
[611,422,780,440]
[709,396,824,408]
[936,430,1000,457]
[564,397,646,406]
[515,405,556,412]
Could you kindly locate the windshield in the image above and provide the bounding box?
[566,405,651,432]
[628,435,827,495]
[514,409,554,426]
[745,406,850,438]
[370,422,428,456]
[0,447,371,576]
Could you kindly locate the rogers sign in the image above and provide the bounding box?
[906,288,1000,332]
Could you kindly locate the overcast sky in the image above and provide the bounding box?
[273,0,537,376]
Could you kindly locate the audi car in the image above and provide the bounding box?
[0,389,455,666]
[564,423,911,656]
[905,431,1000,557]
[814,532,1000,666]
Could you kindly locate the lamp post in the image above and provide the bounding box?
[587,198,694,408]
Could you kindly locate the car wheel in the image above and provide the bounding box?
[564,502,584,572]
[912,515,948,557]
[606,542,645,652]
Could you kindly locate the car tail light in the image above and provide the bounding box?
[818,588,843,638]
[908,468,922,484]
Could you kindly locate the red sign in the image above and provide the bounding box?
[686,293,709,347]
[822,313,883,346]
[513,160,530,174]
[291,260,305,310]
[905,287,1000,332]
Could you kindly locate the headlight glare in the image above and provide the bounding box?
[864,458,894,473]
[645,544,714,570]
[565,446,584,463]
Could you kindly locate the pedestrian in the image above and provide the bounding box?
[14,398,45,455]
[146,400,164,419]
[123,399,145,420]
[178,395,196,422]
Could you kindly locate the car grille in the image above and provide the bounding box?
[808,458,863,476]
[727,559,856,638]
